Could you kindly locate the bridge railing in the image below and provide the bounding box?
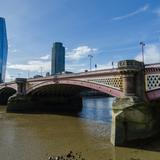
[145,63,160,68]
[25,68,120,82]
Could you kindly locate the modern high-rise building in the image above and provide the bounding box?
[0,17,8,83]
[51,42,65,75]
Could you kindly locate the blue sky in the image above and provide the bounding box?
[0,0,160,81]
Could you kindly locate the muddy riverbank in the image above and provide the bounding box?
[0,97,160,160]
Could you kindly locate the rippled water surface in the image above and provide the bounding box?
[0,97,160,160]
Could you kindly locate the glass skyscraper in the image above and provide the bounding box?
[51,42,65,75]
[0,17,8,83]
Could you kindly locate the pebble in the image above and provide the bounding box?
[48,156,54,160]
[48,151,85,160]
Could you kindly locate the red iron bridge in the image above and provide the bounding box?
[1,59,160,146]
[0,60,159,102]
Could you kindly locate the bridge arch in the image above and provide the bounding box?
[0,87,16,104]
[27,79,123,97]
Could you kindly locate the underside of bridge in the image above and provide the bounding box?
[28,84,86,112]
[0,87,16,104]
[28,84,88,97]
[7,84,107,113]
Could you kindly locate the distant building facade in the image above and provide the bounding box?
[51,42,65,75]
[0,17,8,82]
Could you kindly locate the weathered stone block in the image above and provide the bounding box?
[111,97,160,146]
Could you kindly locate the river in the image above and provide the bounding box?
[0,97,160,160]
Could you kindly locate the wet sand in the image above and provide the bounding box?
[0,98,160,160]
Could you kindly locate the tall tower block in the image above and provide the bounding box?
[51,42,65,75]
[0,17,8,82]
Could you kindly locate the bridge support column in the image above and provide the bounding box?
[111,60,160,146]
[122,74,135,96]
[111,60,159,146]
[111,97,160,146]
[15,78,27,95]
[7,78,29,112]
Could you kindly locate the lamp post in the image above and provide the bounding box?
[112,61,114,69]
[140,42,145,63]
[88,54,93,71]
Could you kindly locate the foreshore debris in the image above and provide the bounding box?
[48,151,85,160]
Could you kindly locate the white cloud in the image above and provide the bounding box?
[8,61,86,74]
[8,60,51,72]
[66,63,85,70]
[7,46,98,75]
[7,45,98,74]
[66,63,86,72]
[5,70,12,82]
[135,44,160,64]
[40,54,50,60]
[7,53,52,73]
[112,4,149,21]
[8,37,20,54]
[66,46,97,61]
[66,61,117,73]
[7,59,117,78]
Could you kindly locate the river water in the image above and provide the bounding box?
[0,97,160,160]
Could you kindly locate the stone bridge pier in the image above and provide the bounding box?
[111,60,160,146]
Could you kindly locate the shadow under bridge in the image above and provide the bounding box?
[26,84,99,112]
[0,87,16,104]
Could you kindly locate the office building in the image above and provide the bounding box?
[51,42,65,75]
[0,17,8,82]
